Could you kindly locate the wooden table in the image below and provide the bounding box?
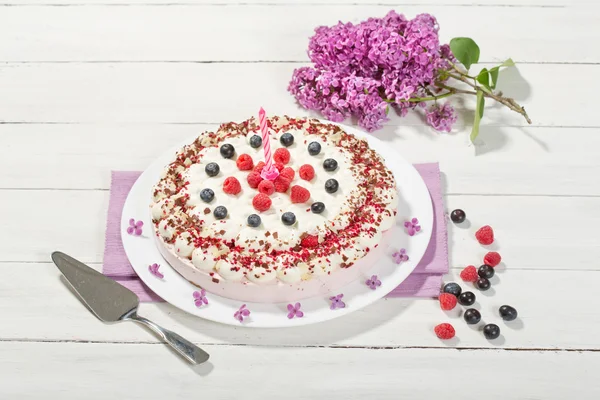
[1,0,599,398]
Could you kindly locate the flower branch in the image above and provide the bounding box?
[287,11,532,141]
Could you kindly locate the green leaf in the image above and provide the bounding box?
[476,68,492,93]
[470,90,485,142]
[489,58,515,89]
[449,37,480,70]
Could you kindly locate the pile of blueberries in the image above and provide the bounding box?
[442,281,517,340]
[445,209,518,340]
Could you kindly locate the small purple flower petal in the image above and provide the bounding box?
[287,312,295,319]
[287,304,294,312]
[295,310,304,318]
[148,263,164,279]
[126,227,134,235]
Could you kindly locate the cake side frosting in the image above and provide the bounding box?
[151,116,398,301]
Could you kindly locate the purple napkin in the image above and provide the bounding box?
[103,163,448,302]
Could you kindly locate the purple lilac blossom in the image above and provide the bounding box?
[288,11,456,133]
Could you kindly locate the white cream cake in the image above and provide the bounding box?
[151,116,398,303]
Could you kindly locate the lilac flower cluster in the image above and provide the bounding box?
[288,11,456,132]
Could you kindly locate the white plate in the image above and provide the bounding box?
[121,121,433,328]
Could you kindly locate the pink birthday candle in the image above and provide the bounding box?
[258,108,279,181]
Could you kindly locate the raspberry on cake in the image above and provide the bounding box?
[151,115,399,303]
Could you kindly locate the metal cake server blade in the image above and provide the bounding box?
[51,251,209,365]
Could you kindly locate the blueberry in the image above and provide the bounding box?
[213,206,228,220]
[499,305,518,321]
[478,264,495,279]
[443,282,462,297]
[311,201,325,214]
[475,277,491,291]
[205,162,220,177]
[325,179,339,194]
[220,144,235,159]
[483,323,501,339]
[200,188,214,203]
[247,214,261,227]
[463,308,481,325]
[249,135,262,148]
[323,158,338,171]
[308,141,321,156]
[450,209,466,223]
[458,291,476,306]
[281,212,296,226]
[280,132,294,147]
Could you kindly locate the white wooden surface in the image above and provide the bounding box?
[1,1,599,398]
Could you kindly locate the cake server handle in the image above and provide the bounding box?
[126,313,210,365]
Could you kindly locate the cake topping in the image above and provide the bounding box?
[200,188,215,202]
[299,164,315,181]
[323,158,338,171]
[280,167,295,180]
[213,206,228,219]
[308,141,321,155]
[280,132,294,147]
[274,162,285,172]
[290,185,310,204]
[205,162,220,177]
[249,135,262,148]
[236,154,254,171]
[254,161,265,173]
[257,180,275,195]
[247,171,263,188]
[252,193,272,212]
[281,212,296,226]
[310,201,325,214]
[273,148,291,164]
[325,178,339,193]
[273,175,291,193]
[300,234,318,248]
[220,144,235,159]
[223,177,242,195]
[247,214,261,227]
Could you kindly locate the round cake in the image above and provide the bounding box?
[151,116,398,303]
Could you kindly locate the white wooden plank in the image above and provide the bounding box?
[0,1,578,6]
[1,262,598,349]
[0,189,598,270]
[0,63,594,127]
[0,5,592,63]
[2,124,600,196]
[0,342,598,400]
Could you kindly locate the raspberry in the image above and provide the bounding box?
[281,167,295,180]
[299,164,315,181]
[257,180,275,196]
[439,293,457,310]
[236,154,254,171]
[247,172,263,189]
[434,323,455,340]
[484,251,501,267]
[290,185,310,203]
[460,265,478,282]
[273,176,291,193]
[301,234,319,248]
[273,148,291,164]
[252,193,272,212]
[475,225,494,245]
[274,162,285,172]
[222,177,241,195]
[253,161,265,173]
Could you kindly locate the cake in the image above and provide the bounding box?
[151,116,398,303]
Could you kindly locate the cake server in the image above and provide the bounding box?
[51,251,209,365]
